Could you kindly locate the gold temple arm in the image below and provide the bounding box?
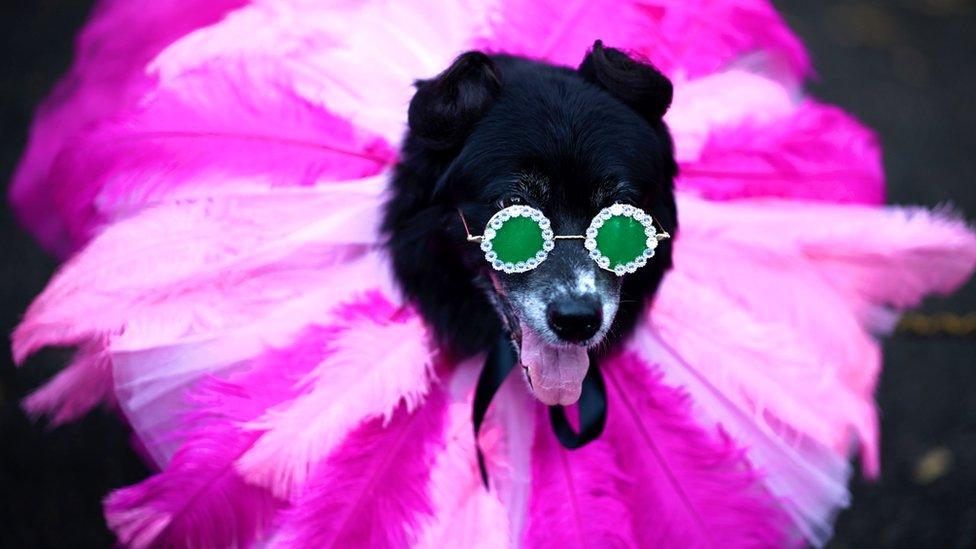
[458,209,485,242]
[651,216,671,241]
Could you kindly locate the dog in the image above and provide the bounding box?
[383,40,677,406]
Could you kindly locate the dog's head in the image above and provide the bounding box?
[384,41,677,405]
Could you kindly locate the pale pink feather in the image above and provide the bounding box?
[271,388,448,548]
[523,405,638,548]
[102,326,324,548]
[601,352,792,547]
[12,182,388,465]
[650,270,876,470]
[627,327,852,546]
[147,0,492,144]
[22,341,114,426]
[661,195,976,480]
[10,0,246,255]
[104,293,414,547]
[479,372,537,541]
[667,68,797,164]
[237,297,437,499]
[13,178,387,363]
[677,195,976,326]
[668,240,881,476]
[480,0,810,77]
[413,376,512,548]
[678,102,885,204]
[106,259,390,467]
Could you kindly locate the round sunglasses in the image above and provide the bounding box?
[459,203,671,276]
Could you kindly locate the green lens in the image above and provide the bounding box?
[494,216,543,263]
[482,206,554,273]
[584,204,657,276]
[596,215,647,267]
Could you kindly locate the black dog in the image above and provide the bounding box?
[383,41,677,405]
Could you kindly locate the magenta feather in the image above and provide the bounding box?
[480,0,809,78]
[22,341,114,426]
[271,387,448,548]
[10,0,247,255]
[105,424,283,549]
[45,65,395,248]
[679,102,885,204]
[523,406,637,548]
[603,352,792,547]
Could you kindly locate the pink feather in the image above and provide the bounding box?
[22,341,114,426]
[651,270,876,469]
[660,195,976,478]
[523,406,637,548]
[237,294,437,499]
[101,326,327,548]
[676,195,976,325]
[144,0,490,143]
[103,293,405,547]
[667,69,797,164]
[414,368,512,547]
[10,0,246,255]
[105,424,283,549]
[603,352,792,547]
[627,327,852,545]
[13,179,387,363]
[46,65,395,248]
[480,0,810,78]
[678,102,885,204]
[271,387,448,548]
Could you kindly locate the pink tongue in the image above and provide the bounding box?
[520,328,590,406]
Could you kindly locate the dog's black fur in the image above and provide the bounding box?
[383,41,677,361]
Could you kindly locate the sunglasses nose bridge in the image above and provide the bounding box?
[536,235,599,280]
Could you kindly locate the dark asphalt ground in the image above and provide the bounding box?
[1,1,974,547]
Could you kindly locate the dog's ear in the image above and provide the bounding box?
[408,52,501,151]
[578,40,672,121]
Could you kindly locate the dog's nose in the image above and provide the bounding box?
[546,296,602,343]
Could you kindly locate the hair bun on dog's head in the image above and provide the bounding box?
[578,40,673,121]
[407,51,502,151]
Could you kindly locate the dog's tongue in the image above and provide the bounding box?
[520,328,589,406]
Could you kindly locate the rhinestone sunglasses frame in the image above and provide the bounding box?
[459,203,671,276]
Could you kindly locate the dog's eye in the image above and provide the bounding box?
[500,194,525,208]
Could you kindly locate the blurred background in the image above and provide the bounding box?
[1,0,973,547]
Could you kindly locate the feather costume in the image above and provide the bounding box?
[11,0,976,547]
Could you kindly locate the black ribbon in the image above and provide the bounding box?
[472,334,608,487]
